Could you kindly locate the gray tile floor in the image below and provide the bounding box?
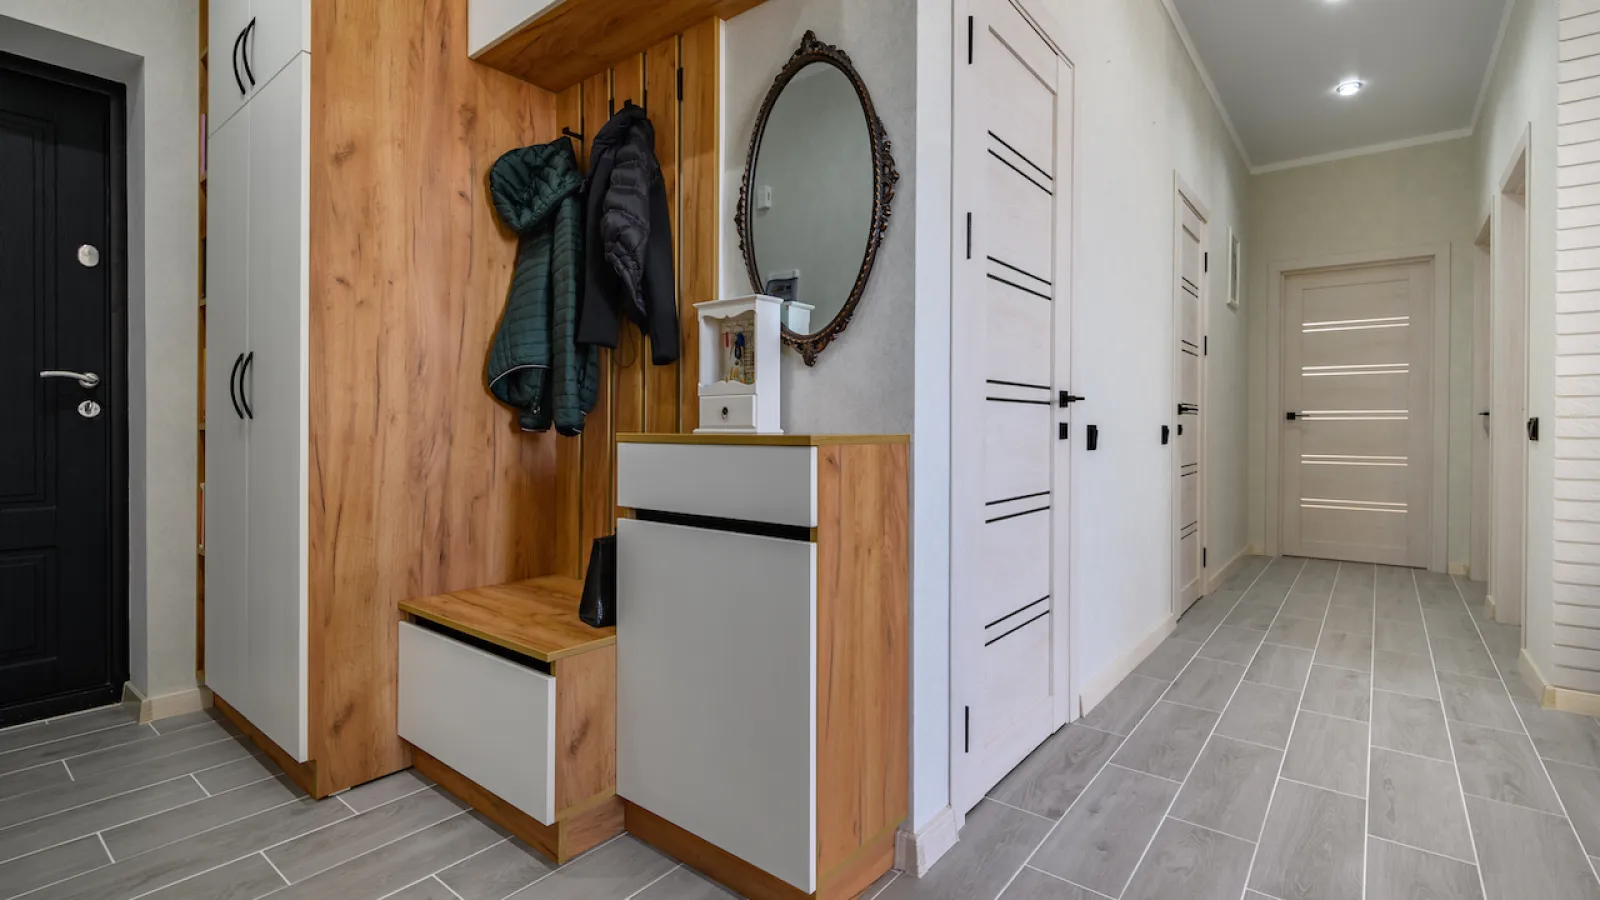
[0,707,743,899]
[884,556,1600,900]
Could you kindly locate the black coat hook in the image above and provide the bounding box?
[561,127,583,141]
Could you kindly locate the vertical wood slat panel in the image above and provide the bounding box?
[646,36,683,434]
[680,19,721,433]
[611,57,648,444]
[554,85,587,579]
[581,70,617,547]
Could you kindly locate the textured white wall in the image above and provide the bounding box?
[1477,0,1558,680]
[0,1,199,701]
[1245,137,1479,571]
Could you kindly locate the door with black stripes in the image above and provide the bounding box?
[1174,188,1206,615]
[951,0,1074,814]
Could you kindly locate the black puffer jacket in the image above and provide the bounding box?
[577,102,680,364]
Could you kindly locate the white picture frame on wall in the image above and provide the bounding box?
[1228,230,1242,310]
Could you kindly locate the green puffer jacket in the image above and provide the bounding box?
[487,137,599,435]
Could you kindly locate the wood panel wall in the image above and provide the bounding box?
[304,0,720,793]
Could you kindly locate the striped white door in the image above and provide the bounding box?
[1281,260,1435,566]
[951,0,1073,814]
[1174,195,1205,613]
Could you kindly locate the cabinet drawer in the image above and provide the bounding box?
[617,442,816,528]
[697,395,756,430]
[398,622,556,824]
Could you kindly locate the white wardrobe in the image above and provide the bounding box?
[204,0,311,763]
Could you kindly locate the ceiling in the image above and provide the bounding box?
[1166,0,1510,171]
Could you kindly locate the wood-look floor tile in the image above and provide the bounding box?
[1431,637,1500,680]
[0,723,154,777]
[631,866,737,899]
[1302,667,1371,722]
[1223,604,1279,633]
[1365,837,1483,900]
[1466,795,1600,900]
[989,724,1122,818]
[1079,676,1167,737]
[1374,651,1440,700]
[0,708,134,755]
[1372,620,1428,655]
[1215,682,1300,750]
[1121,818,1254,900]
[1265,616,1323,651]
[371,877,457,900]
[267,787,466,883]
[1423,609,1482,643]
[996,868,1100,899]
[0,835,109,900]
[0,737,253,830]
[1199,627,1265,666]
[1437,673,1521,731]
[1517,700,1600,769]
[1548,761,1600,857]
[1169,736,1282,841]
[103,775,303,860]
[1283,712,1368,798]
[437,838,553,900]
[0,776,203,864]
[192,754,281,794]
[1031,764,1179,896]
[1248,779,1365,900]
[1172,597,1236,642]
[337,769,433,814]
[1246,644,1313,692]
[148,709,228,736]
[1375,596,1422,624]
[1280,594,1330,619]
[1371,692,1451,761]
[1111,702,1218,781]
[65,721,239,779]
[1323,607,1373,636]
[271,812,508,900]
[1329,590,1374,612]
[878,800,1051,900]
[1133,638,1203,682]
[136,854,288,900]
[0,761,71,802]
[1166,659,1247,712]
[1315,633,1373,673]
[1452,722,1563,813]
[1369,749,1474,861]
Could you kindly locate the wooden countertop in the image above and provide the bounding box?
[398,577,613,663]
[616,433,908,446]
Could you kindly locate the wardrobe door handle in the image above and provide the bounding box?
[231,27,247,95]
[229,353,245,420]
[240,352,255,420]
[241,18,257,87]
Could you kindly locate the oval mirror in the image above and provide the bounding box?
[735,32,898,366]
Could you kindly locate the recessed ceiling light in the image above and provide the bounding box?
[1334,80,1365,96]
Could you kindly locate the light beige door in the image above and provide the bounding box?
[1174,194,1204,613]
[1281,259,1435,566]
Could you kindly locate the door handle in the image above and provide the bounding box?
[1087,424,1099,451]
[241,18,257,87]
[1528,417,1540,442]
[39,370,101,389]
[1285,411,1303,421]
[232,26,247,95]
[1161,425,1170,445]
[1479,411,1491,417]
[229,353,245,420]
[240,352,255,419]
[1059,392,1086,408]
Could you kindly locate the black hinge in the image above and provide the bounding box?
[609,96,615,116]
[1204,252,1209,273]
[964,706,970,753]
[677,67,684,102]
[642,88,648,113]
[966,213,972,259]
[1204,336,1208,356]
[1203,547,1208,567]
[1059,422,1070,441]
[968,16,975,63]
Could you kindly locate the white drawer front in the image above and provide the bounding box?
[697,395,756,430]
[617,518,818,892]
[617,442,817,527]
[398,622,556,824]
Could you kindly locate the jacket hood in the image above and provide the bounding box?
[591,102,653,156]
[490,137,583,235]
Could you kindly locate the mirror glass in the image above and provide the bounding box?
[748,63,875,338]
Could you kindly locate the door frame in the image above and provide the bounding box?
[0,51,130,722]
[1263,243,1451,572]
[1173,175,1208,614]
[1471,214,1492,582]
[1489,127,1530,626]
[947,0,1076,817]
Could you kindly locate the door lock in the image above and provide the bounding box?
[1285,411,1303,421]
[78,400,102,419]
[1059,392,1086,408]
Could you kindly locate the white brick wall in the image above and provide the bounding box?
[1556,0,1600,690]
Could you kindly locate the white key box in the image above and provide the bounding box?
[695,295,783,434]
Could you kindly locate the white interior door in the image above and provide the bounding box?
[245,53,309,762]
[1492,160,1529,625]
[951,0,1072,814]
[1280,260,1435,566]
[1472,234,1491,582]
[1174,193,1204,613]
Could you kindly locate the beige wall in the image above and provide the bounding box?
[1246,137,1479,571]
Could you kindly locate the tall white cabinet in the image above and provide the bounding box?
[204,6,310,763]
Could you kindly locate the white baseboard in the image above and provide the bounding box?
[1485,593,1497,622]
[1520,650,1600,716]
[1448,562,1469,577]
[895,806,961,877]
[122,682,211,725]
[1204,547,1250,594]
[1078,613,1178,719]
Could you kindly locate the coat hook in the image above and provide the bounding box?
[561,127,583,141]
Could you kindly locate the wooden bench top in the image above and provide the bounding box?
[398,576,614,663]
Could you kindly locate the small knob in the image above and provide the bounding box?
[721,406,729,420]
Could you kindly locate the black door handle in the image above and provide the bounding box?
[241,19,257,87]
[1286,411,1302,421]
[240,352,255,419]
[1059,422,1069,441]
[231,27,247,95]
[1087,424,1099,451]
[229,353,245,420]
[1178,403,1199,415]
[1528,417,1539,441]
[1161,425,1170,445]
[1479,411,1491,417]
[1059,392,1086,408]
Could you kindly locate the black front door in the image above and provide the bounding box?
[0,54,127,725]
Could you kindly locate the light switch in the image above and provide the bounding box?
[757,184,773,211]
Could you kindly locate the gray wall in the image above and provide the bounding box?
[722,0,916,436]
[0,1,200,701]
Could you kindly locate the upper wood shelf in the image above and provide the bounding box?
[616,433,909,447]
[399,576,613,662]
[473,0,762,91]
